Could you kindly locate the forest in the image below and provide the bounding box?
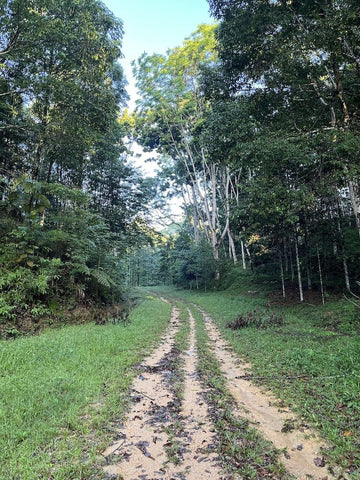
[130,1,360,302]
[1,2,360,479]
[1,0,360,327]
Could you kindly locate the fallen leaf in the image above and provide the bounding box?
[314,457,326,467]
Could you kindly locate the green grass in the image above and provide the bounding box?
[0,294,171,480]
[150,285,360,476]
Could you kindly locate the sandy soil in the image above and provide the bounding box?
[102,298,346,480]
[102,306,225,479]
[102,307,179,478]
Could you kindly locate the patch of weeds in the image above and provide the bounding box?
[191,306,290,480]
[227,308,285,330]
[281,418,296,433]
[164,427,184,466]
[314,302,360,335]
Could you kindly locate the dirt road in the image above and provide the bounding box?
[102,297,344,480]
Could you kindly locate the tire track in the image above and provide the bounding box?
[167,309,224,479]
[195,305,345,480]
[102,306,180,479]
[102,303,224,479]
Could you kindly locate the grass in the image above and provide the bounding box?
[150,284,360,477]
[0,294,171,480]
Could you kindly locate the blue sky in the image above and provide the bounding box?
[102,0,213,196]
[103,0,214,106]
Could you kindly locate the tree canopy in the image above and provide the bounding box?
[0,0,157,330]
[131,1,360,300]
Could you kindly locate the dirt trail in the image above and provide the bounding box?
[102,298,345,479]
[102,306,179,478]
[173,309,223,479]
[198,307,340,480]
[102,305,224,479]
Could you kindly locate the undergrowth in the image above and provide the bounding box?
[227,308,285,330]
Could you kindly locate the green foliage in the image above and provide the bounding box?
[165,231,217,289]
[0,1,158,329]
[0,176,134,326]
[197,0,360,296]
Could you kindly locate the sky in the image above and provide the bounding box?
[103,0,214,108]
[102,1,214,222]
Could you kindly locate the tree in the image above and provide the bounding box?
[201,0,360,298]
[133,25,241,275]
[0,1,157,327]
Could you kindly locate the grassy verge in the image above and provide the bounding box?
[191,305,289,479]
[150,285,360,476]
[0,294,171,480]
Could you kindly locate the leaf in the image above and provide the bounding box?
[16,254,28,262]
[313,457,326,467]
[343,431,352,437]
[26,261,35,267]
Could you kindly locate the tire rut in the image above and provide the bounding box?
[102,296,346,479]
[195,305,346,480]
[166,309,224,479]
[102,304,224,479]
[102,306,180,479]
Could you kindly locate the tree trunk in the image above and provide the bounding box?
[294,236,304,302]
[228,230,238,264]
[240,239,247,270]
[288,237,295,282]
[349,181,360,238]
[343,257,351,292]
[317,247,325,306]
[336,200,351,292]
[279,250,286,299]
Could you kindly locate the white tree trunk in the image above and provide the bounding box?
[241,240,247,270]
[279,251,286,299]
[317,247,325,306]
[294,237,304,302]
[228,230,238,264]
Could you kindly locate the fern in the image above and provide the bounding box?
[90,268,115,288]
[71,263,91,276]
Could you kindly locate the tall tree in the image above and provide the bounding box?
[0,0,157,325]
[202,0,360,296]
[134,25,240,274]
